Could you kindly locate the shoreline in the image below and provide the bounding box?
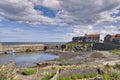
[0,49,120,68]
[42,49,120,67]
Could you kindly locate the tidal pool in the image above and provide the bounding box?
[0,52,58,67]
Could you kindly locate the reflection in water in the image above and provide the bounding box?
[0,52,58,67]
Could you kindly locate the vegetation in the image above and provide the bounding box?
[110,69,120,80]
[23,69,35,75]
[65,42,93,51]
[0,70,7,80]
[41,75,54,80]
[102,72,110,80]
[110,49,120,55]
[58,73,97,80]
[0,62,16,80]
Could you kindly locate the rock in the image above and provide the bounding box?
[90,52,107,58]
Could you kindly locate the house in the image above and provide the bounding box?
[104,34,120,44]
[72,34,100,43]
[84,34,100,43]
[72,36,84,42]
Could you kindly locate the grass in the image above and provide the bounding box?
[41,75,54,80]
[22,69,35,75]
[102,72,110,80]
[110,49,120,55]
[0,70,7,80]
[65,42,93,51]
[58,73,97,80]
[109,69,120,80]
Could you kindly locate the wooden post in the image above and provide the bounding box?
[0,42,3,53]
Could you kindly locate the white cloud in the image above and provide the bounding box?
[0,0,58,25]
[58,0,120,25]
[0,0,120,26]
[0,0,120,41]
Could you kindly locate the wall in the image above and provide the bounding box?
[93,43,120,50]
[0,44,45,54]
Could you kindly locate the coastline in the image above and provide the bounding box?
[42,49,120,67]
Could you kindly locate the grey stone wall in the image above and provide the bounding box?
[0,44,45,54]
[93,43,120,50]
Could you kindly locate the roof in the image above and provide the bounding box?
[115,34,120,37]
[85,34,100,37]
[109,34,120,40]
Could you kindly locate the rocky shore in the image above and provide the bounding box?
[40,49,120,67]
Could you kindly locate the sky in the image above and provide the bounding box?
[0,0,120,42]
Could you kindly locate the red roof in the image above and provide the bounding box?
[85,34,100,37]
[115,34,120,37]
[109,34,120,40]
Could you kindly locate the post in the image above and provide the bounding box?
[0,42,3,54]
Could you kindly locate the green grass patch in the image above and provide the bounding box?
[22,69,35,75]
[58,73,97,80]
[41,75,54,80]
[110,49,120,55]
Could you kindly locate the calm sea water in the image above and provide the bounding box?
[2,42,66,45]
[0,52,58,67]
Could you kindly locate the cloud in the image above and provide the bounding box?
[58,0,120,25]
[0,0,58,25]
[65,24,120,40]
[11,28,24,32]
[0,0,119,26]
[0,0,120,42]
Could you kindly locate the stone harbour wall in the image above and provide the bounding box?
[0,44,45,54]
[93,43,120,50]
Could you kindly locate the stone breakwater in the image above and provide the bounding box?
[0,43,45,54]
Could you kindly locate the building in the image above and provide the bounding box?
[72,36,84,42]
[84,34,100,43]
[72,34,100,43]
[104,34,120,44]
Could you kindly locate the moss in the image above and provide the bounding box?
[110,49,120,55]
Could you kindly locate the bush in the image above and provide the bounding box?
[23,69,35,75]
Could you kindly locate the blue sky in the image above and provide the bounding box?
[0,0,120,42]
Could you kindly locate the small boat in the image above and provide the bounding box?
[5,50,15,54]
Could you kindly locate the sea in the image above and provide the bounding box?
[1,42,66,45]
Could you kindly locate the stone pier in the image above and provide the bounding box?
[0,43,45,54]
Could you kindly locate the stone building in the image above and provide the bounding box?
[72,36,84,42]
[104,34,120,44]
[84,34,100,43]
[72,34,100,43]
